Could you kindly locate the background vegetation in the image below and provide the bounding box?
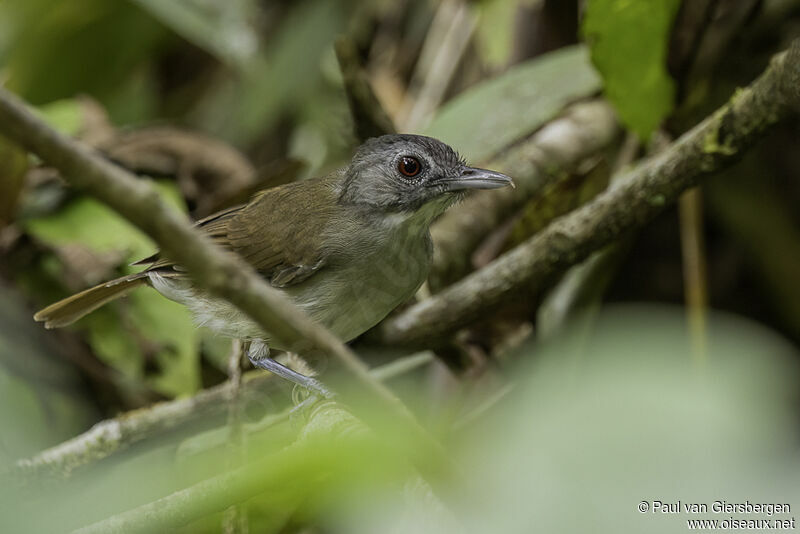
[1,0,799,532]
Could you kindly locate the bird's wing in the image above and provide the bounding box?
[140,177,339,288]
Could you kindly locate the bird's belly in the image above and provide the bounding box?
[147,237,430,348]
[291,251,429,342]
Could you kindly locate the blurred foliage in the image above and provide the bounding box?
[21,185,200,397]
[2,307,798,533]
[426,45,600,162]
[473,0,519,68]
[0,135,28,227]
[0,0,168,123]
[582,0,682,139]
[0,287,98,464]
[129,0,259,68]
[36,99,85,136]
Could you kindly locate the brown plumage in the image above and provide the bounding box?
[35,174,342,329]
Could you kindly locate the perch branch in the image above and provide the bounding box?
[381,38,800,345]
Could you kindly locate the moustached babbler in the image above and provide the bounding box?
[34,134,513,397]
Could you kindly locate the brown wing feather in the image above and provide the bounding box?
[139,175,340,287]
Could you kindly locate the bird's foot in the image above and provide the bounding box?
[246,343,334,399]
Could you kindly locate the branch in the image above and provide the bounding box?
[12,349,431,478]
[381,38,800,345]
[12,369,280,478]
[0,89,454,486]
[72,401,367,534]
[428,99,620,289]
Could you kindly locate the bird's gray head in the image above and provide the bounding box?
[339,134,511,217]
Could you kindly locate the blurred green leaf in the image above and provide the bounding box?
[82,307,143,378]
[4,307,798,533]
[36,99,83,136]
[425,45,601,163]
[0,288,97,464]
[345,307,800,534]
[23,181,183,262]
[474,0,518,68]
[582,0,680,139]
[131,288,199,396]
[0,134,29,226]
[21,182,199,397]
[24,196,158,262]
[0,0,167,121]
[193,0,352,146]
[130,0,258,68]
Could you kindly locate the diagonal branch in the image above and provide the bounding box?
[428,99,620,289]
[0,88,455,487]
[380,38,800,346]
[12,352,432,478]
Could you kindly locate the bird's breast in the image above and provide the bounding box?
[148,217,433,347]
[289,221,432,342]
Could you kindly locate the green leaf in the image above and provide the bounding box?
[131,288,200,397]
[582,0,681,140]
[0,287,97,462]
[0,0,167,122]
[23,181,185,266]
[473,0,518,68]
[196,0,351,146]
[130,0,258,68]
[24,196,158,265]
[425,45,601,163]
[36,99,83,136]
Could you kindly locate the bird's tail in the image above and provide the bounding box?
[34,273,149,328]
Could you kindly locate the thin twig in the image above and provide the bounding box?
[222,339,248,534]
[678,188,709,364]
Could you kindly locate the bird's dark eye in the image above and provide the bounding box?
[398,156,422,178]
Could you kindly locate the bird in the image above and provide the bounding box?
[34,134,513,396]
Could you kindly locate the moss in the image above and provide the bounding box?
[702,107,738,157]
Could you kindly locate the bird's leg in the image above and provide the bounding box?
[246,340,334,399]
